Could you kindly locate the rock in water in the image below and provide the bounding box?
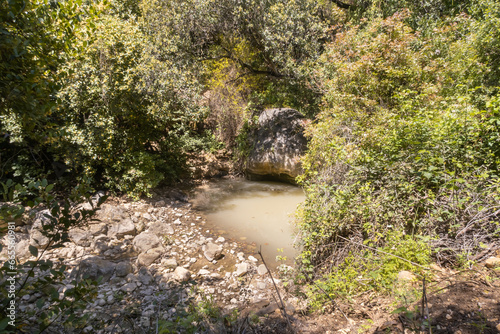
[245,108,308,183]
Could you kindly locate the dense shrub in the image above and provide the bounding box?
[297,9,500,294]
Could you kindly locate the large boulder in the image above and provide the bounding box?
[245,108,308,183]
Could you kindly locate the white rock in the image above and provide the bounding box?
[173,267,191,282]
[162,258,177,269]
[198,269,211,276]
[257,264,268,275]
[215,237,225,243]
[235,262,249,277]
[248,255,258,262]
[203,242,223,261]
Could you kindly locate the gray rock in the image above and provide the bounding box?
[137,247,162,267]
[235,262,249,277]
[121,282,137,292]
[148,222,174,236]
[173,267,191,281]
[108,218,136,238]
[68,228,92,247]
[15,236,31,259]
[138,268,153,285]
[95,204,128,222]
[72,257,116,283]
[203,242,223,261]
[257,264,268,275]
[91,235,110,253]
[133,232,161,253]
[115,262,133,277]
[88,223,108,236]
[29,210,52,249]
[245,108,308,183]
[162,258,177,269]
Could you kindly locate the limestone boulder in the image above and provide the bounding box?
[137,247,163,267]
[245,108,308,183]
[133,232,161,253]
[203,242,223,261]
[108,219,136,238]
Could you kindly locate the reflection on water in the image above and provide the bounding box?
[192,178,304,266]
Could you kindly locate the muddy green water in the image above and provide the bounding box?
[192,178,305,267]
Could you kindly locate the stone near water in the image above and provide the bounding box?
[235,262,249,277]
[203,242,223,261]
[257,264,268,276]
[245,108,308,183]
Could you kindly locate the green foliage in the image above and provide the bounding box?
[56,10,205,197]
[297,7,500,302]
[305,232,430,307]
[158,294,237,334]
[0,0,103,185]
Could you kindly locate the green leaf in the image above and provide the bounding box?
[0,317,9,330]
[36,297,45,309]
[29,245,39,257]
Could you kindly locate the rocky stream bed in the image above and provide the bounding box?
[1,189,307,333]
[2,186,500,333]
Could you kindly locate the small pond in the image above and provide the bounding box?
[191,178,305,267]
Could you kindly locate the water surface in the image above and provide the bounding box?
[192,178,304,266]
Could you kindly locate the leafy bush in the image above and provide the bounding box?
[297,9,500,298]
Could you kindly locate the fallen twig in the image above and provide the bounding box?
[257,247,292,330]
